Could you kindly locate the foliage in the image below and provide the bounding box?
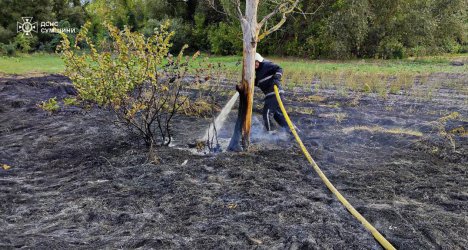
[0,42,17,56]
[0,0,85,56]
[85,0,146,31]
[258,0,467,59]
[207,21,242,55]
[58,21,215,147]
[319,0,371,59]
[14,34,37,54]
[63,97,78,106]
[142,17,192,52]
[39,97,60,113]
[377,38,406,59]
[192,13,209,50]
[0,0,465,58]
[0,26,14,44]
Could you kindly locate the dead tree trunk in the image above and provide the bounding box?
[224,0,302,151]
[228,0,259,151]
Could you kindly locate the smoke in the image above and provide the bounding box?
[197,92,290,153]
[250,116,290,144]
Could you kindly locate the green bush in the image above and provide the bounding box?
[441,39,462,53]
[192,13,208,51]
[58,21,216,147]
[207,22,242,55]
[0,26,14,44]
[143,18,192,52]
[406,45,441,58]
[39,97,60,113]
[378,38,406,59]
[460,44,468,53]
[1,42,17,56]
[14,33,38,53]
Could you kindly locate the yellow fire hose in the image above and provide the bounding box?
[274,85,396,250]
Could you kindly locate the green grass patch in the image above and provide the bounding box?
[0,53,64,74]
[207,54,468,75]
[0,53,466,76]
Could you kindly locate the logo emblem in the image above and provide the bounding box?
[17,17,38,36]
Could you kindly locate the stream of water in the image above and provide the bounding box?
[202,92,239,142]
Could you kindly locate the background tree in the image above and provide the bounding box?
[0,0,465,58]
[0,0,86,52]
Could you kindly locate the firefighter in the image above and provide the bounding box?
[254,53,289,132]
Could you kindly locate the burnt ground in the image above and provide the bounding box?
[0,74,467,249]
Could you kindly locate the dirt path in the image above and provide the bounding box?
[0,75,467,249]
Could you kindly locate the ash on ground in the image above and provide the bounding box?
[1,74,467,249]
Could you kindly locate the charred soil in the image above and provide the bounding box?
[0,75,467,249]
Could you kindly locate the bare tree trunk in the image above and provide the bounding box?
[228,0,259,151]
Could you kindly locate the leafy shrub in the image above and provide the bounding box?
[192,13,209,50]
[407,46,428,58]
[0,26,14,44]
[441,39,462,53]
[0,43,5,55]
[14,33,37,53]
[58,21,216,147]
[39,97,60,113]
[1,42,17,56]
[207,22,242,55]
[461,44,468,53]
[63,97,79,106]
[378,38,406,59]
[142,18,192,53]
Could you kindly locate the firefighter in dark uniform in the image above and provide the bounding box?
[254,53,289,132]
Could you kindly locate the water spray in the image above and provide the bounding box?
[202,92,239,142]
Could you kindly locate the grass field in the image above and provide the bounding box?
[0,53,466,76]
[0,53,65,75]
[210,54,468,75]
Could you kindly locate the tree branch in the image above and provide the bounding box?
[233,0,244,19]
[207,0,229,16]
[208,0,245,19]
[258,1,289,29]
[258,0,300,41]
[293,1,324,19]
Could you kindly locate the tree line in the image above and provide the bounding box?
[0,0,466,59]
